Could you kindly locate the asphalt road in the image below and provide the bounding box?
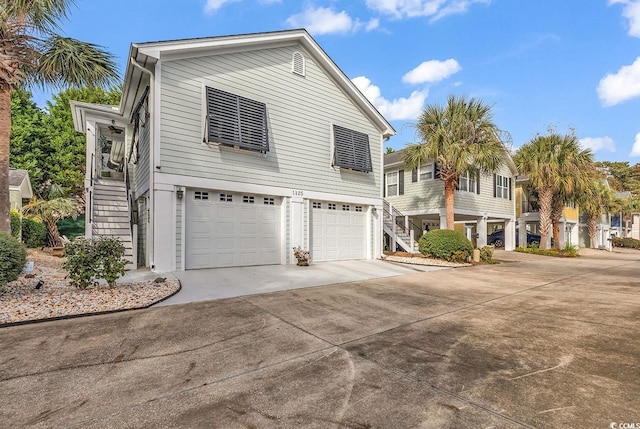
[1,248,639,428]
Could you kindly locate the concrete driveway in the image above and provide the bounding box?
[1,249,639,428]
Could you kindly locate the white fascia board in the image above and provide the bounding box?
[69,101,121,132]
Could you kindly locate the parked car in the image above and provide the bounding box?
[487,229,541,248]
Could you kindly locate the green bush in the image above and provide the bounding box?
[0,232,27,290]
[613,237,640,249]
[479,245,495,263]
[515,246,579,258]
[10,209,21,239]
[22,217,47,248]
[419,229,473,262]
[64,237,128,288]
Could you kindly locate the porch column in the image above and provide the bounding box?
[559,220,567,248]
[504,219,516,251]
[439,214,447,229]
[476,216,487,247]
[518,220,527,248]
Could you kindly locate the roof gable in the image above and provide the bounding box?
[8,168,33,199]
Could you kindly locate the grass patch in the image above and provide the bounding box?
[515,245,579,258]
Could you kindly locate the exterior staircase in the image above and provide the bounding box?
[92,179,135,269]
[382,200,421,254]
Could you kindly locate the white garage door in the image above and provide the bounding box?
[311,201,367,262]
[186,190,281,269]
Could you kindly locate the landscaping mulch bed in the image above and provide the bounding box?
[382,251,471,267]
[0,249,180,326]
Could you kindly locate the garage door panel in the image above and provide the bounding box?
[186,190,282,269]
[311,202,366,262]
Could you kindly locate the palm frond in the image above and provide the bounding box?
[35,36,119,88]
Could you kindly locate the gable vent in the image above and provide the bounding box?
[292,51,306,77]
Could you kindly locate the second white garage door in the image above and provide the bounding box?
[186,190,281,269]
[311,201,367,262]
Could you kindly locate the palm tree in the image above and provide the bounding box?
[577,178,616,248]
[22,183,80,247]
[404,95,508,230]
[515,132,594,250]
[0,0,119,234]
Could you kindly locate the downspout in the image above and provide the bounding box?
[129,57,155,270]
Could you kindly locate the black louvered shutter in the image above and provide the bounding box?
[476,174,480,194]
[206,87,269,153]
[412,168,417,182]
[493,174,497,198]
[399,170,404,195]
[434,162,441,179]
[383,173,386,197]
[333,125,372,172]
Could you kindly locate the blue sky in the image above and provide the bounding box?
[35,0,640,162]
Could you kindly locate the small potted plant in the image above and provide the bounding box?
[293,246,310,266]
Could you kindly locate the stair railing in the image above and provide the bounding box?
[382,200,423,251]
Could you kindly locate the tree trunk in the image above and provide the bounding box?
[538,186,553,250]
[587,214,597,249]
[0,88,11,235]
[444,180,455,230]
[551,204,563,249]
[45,218,62,248]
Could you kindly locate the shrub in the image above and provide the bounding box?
[515,246,578,258]
[10,209,21,239]
[64,237,128,288]
[0,233,27,290]
[479,245,495,263]
[450,250,470,263]
[613,237,640,249]
[419,229,473,262]
[22,217,47,248]
[563,242,579,257]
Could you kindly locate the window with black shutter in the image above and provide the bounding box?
[332,125,372,173]
[399,170,404,195]
[205,87,269,154]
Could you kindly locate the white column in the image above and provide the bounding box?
[559,220,567,248]
[518,220,527,248]
[476,216,488,247]
[152,188,174,273]
[439,214,447,229]
[504,218,516,251]
[290,197,304,264]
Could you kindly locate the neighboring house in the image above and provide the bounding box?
[71,29,395,272]
[515,177,580,248]
[9,168,33,212]
[383,149,518,251]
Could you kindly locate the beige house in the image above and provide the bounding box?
[9,168,33,212]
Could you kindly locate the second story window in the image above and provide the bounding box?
[420,163,434,180]
[494,174,512,200]
[386,171,398,197]
[458,171,477,193]
[332,125,372,173]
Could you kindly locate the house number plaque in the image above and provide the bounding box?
[292,190,304,197]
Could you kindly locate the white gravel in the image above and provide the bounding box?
[0,250,180,325]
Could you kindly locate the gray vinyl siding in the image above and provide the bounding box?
[157,45,381,199]
[385,163,514,217]
[137,195,147,266]
[176,200,183,269]
[135,117,151,196]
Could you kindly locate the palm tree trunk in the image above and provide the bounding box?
[45,218,62,247]
[538,186,553,250]
[444,180,455,230]
[587,214,597,249]
[551,204,563,249]
[0,87,11,235]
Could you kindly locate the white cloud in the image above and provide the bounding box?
[365,18,380,31]
[365,0,490,20]
[630,132,640,156]
[352,76,427,120]
[580,136,616,153]
[402,59,461,84]
[609,0,640,37]
[286,6,355,35]
[204,0,240,13]
[597,56,640,106]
